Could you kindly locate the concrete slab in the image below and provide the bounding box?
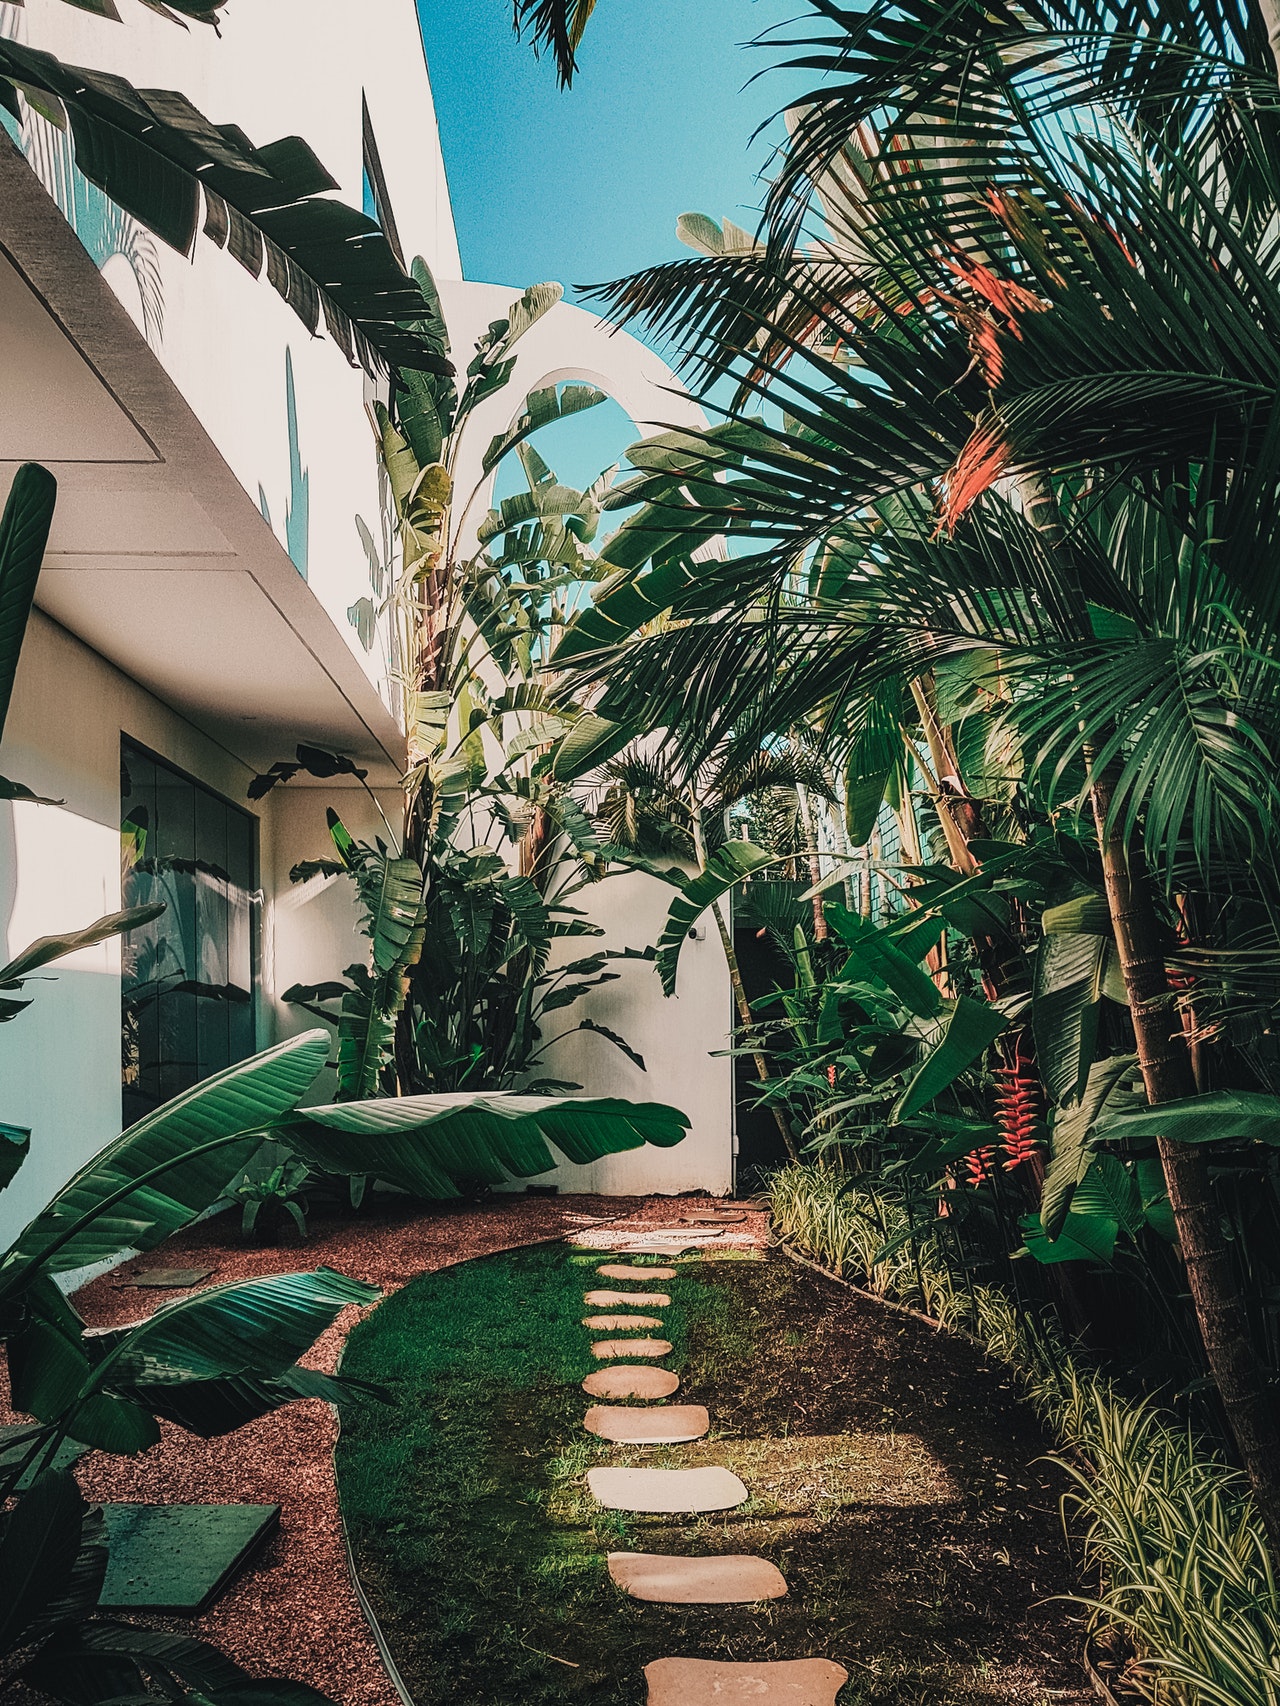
[584,1290,671,1308]
[609,1552,787,1603]
[587,1466,747,1513]
[585,1405,709,1444]
[645,1658,848,1704]
[121,1267,214,1288]
[597,1264,678,1281]
[582,1366,680,1400]
[583,1314,665,1331]
[590,1337,673,1360]
[97,1504,280,1612]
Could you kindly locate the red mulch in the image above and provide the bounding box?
[4,1193,767,1706]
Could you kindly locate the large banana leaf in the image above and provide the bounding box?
[1031,928,1107,1107]
[88,1269,377,1392]
[656,842,776,996]
[483,383,606,474]
[0,1471,94,1653]
[280,1093,690,1199]
[22,1620,339,1706]
[1040,1054,1141,1238]
[0,1032,329,1287]
[1096,1089,1280,1147]
[0,44,441,375]
[892,997,1007,1122]
[0,463,56,742]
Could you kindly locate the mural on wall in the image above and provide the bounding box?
[0,6,165,346]
[257,347,310,580]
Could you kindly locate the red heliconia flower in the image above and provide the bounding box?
[995,1032,1043,1170]
[965,1146,997,1186]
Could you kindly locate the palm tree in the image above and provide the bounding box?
[550,0,1280,1541]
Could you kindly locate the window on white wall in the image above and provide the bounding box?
[120,740,256,1123]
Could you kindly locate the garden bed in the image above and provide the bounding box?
[2,1192,748,1706]
[336,1241,1093,1705]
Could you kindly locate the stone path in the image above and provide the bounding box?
[573,1228,850,1703]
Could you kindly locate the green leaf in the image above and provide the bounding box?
[0,43,441,375]
[1,1032,329,1285]
[1031,929,1106,1107]
[826,907,943,1019]
[1040,1054,1141,1239]
[550,713,636,782]
[656,842,777,996]
[0,464,56,744]
[0,1471,88,1652]
[1070,1154,1142,1234]
[280,1093,690,1198]
[0,902,166,986]
[0,1122,29,1190]
[95,1268,379,1390]
[1096,1089,1280,1147]
[1020,1209,1118,1266]
[8,1317,90,1421]
[892,997,1007,1122]
[483,382,606,474]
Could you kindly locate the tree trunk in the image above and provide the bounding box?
[1092,772,1280,1548]
[711,898,799,1163]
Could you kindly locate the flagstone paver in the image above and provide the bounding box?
[608,1551,787,1604]
[582,1313,665,1331]
[584,1403,709,1443]
[587,1465,748,1513]
[584,1289,671,1307]
[590,1337,673,1360]
[596,1263,678,1281]
[582,1365,680,1399]
[644,1657,848,1704]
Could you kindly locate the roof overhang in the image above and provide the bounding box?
[0,132,404,782]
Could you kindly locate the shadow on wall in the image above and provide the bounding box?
[257,347,310,580]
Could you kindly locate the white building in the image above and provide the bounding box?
[0,0,732,1244]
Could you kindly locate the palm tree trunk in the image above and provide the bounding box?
[1092,772,1280,1549]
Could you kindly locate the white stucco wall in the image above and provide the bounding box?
[0,609,280,1243]
[0,0,459,716]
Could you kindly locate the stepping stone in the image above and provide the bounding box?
[583,1313,665,1331]
[121,1266,214,1289]
[609,1551,787,1603]
[584,1289,670,1308]
[97,1504,280,1612]
[645,1658,848,1704]
[589,1466,748,1513]
[597,1263,678,1281]
[591,1337,672,1360]
[585,1404,709,1443]
[583,1365,679,1400]
[681,1214,746,1225]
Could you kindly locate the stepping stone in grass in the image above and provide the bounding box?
[585,1404,709,1444]
[597,1263,678,1281]
[583,1365,679,1400]
[591,1337,672,1360]
[584,1289,670,1308]
[588,1466,747,1513]
[609,1551,787,1604]
[645,1658,848,1704]
[583,1313,665,1331]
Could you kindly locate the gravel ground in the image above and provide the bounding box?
[1,1192,767,1706]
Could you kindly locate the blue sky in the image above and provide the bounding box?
[417,0,809,492]
[416,0,808,295]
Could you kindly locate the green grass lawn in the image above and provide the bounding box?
[335,1243,1088,1706]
